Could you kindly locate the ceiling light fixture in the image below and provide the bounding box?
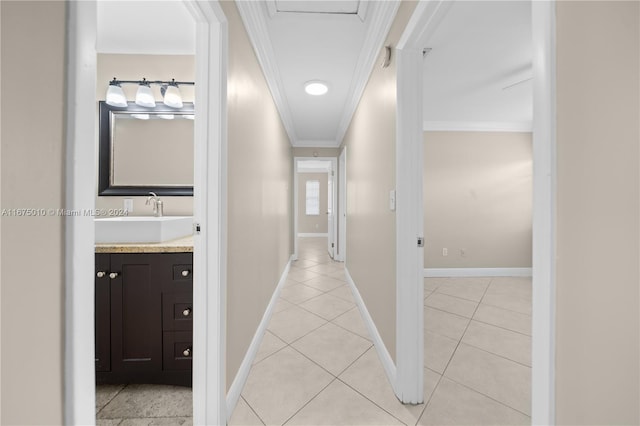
[104,77,195,108]
[304,81,329,96]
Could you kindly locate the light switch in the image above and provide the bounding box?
[389,190,396,211]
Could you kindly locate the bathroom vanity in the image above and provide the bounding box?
[95,236,193,387]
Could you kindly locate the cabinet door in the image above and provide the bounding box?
[95,253,111,372]
[109,253,165,373]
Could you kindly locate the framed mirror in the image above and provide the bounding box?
[98,101,194,196]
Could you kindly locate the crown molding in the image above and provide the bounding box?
[423,120,533,132]
[334,1,401,145]
[292,139,340,148]
[235,1,299,144]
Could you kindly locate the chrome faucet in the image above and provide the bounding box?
[145,192,164,217]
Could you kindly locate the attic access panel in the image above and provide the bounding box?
[274,0,360,14]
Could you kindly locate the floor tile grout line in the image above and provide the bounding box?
[414,372,446,426]
[280,377,341,425]
[334,376,413,426]
[441,375,532,418]
[96,384,128,417]
[469,317,532,338]
[452,340,533,369]
[477,300,532,317]
[240,395,267,426]
[427,288,488,304]
[436,280,491,376]
[424,304,476,321]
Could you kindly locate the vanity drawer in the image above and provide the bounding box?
[163,331,192,371]
[162,293,193,331]
[172,264,193,281]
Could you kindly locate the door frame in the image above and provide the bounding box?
[337,147,347,262]
[395,0,557,421]
[64,1,228,424]
[293,156,338,260]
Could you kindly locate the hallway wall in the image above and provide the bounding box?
[0,1,66,424]
[221,1,293,390]
[423,131,532,268]
[340,1,417,363]
[555,1,639,423]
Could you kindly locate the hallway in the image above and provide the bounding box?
[229,237,532,425]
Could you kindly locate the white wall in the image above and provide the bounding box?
[424,131,532,268]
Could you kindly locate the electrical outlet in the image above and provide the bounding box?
[442,248,448,256]
[124,198,133,214]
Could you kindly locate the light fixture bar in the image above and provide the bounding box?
[108,77,195,86]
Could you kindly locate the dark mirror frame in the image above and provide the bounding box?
[98,101,195,196]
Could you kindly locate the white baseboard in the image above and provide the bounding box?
[344,268,397,390]
[297,233,328,237]
[424,267,533,277]
[226,255,294,420]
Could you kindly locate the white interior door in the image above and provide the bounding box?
[327,168,335,258]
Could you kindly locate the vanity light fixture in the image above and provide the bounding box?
[106,80,128,107]
[157,114,175,120]
[161,80,184,109]
[304,80,329,96]
[131,113,150,120]
[135,79,156,108]
[105,78,195,108]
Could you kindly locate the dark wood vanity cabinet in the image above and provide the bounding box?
[95,252,193,386]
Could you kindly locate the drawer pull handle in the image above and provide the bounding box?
[182,348,191,357]
[182,308,192,317]
[181,270,190,277]
[96,271,106,278]
[109,272,119,279]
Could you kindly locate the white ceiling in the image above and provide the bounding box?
[422,1,532,131]
[96,0,533,145]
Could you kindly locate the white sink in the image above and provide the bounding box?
[95,216,193,243]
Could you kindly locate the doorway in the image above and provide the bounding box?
[395,0,556,422]
[293,157,338,261]
[64,1,227,424]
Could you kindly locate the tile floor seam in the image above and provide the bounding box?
[469,317,532,338]
[329,317,372,342]
[335,376,417,426]
[414,372,446,426]
[477,300,532,316]
[438,281,491,376]
[430,289,487,304]
[424,304,473,321]
[454,340,532,369]
[281,377,341,425]
[97,384,127,417]
[440,375,532,418]
[240,394,267,426]
[288,336,372,380]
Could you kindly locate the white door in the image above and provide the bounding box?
[327,168,335,258]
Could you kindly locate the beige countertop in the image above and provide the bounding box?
[95,235,194,253]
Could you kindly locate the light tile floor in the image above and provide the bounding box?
[97,237,532,425]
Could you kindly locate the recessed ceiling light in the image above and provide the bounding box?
[304,81,329,96]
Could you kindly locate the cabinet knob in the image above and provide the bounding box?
[182,348,191,357]
[109,272,119,279]
[181,270,190,277]
[96,271,106,278]
[182,308,192,317]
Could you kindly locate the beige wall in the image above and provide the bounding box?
[555,2,639,424]
[96,54,195,216]
[424,131,532,268]
[0,1,65,424]
[341,1,417,361]
[221,0,293,389]
[297,173,328,234]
